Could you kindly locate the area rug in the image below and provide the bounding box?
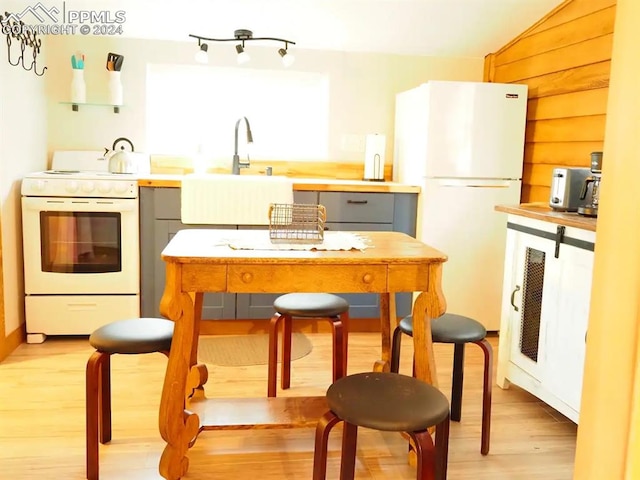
[198,333,313,367]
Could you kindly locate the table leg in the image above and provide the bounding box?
[412,263,446,388]
[158,264,202,480]
[374,293,397,372]
[187,293,208,401]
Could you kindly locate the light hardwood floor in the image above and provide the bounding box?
[0,333,577,479]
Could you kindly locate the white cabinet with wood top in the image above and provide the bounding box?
[497,214,595,423]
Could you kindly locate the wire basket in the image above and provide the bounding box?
[268,203,326,244]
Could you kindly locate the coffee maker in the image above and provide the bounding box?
[577,151,603,217]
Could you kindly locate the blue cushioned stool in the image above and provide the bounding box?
[86,318,173,480]
[391,313,493,455]
[268,293,349,397]
[312,372,450,480]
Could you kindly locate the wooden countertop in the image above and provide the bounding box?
[495,203,597,232]
[137,174,420,194]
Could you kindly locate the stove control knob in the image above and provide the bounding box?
[66,180,79,193]
[97,181,111,194]
[114,182,129,194]
[33,180,47,192]
[81,181,95,193]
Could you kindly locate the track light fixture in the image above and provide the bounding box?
[189,29,296,66]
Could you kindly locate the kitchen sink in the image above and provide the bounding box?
[180,173,294,225]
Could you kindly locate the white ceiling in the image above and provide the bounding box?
[111,0,566,57]
[4,0,565,56]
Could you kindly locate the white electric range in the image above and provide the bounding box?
[21,151,148,343]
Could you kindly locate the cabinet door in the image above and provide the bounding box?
[153,220,236,320]
[543,243,593,413]
[507,230,556,382]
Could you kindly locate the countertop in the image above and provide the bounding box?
[137,174,421,194]
[495,203,597,232]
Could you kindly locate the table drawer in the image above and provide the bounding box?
[319,192,394,224]
[228,265,387,293]
[181,264,228,291]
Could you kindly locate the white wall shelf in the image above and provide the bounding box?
[60,102,122,113]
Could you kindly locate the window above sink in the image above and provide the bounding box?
[146,64,330,162]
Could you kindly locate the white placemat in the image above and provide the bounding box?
[227,231,370,251]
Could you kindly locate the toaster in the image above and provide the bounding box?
[549,167,591,212]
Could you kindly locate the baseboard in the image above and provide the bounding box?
[0,324,25,362]
[199,317,383,335]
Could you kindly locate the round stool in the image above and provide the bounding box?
[86,318,174,480]
[312,372,450,480]
[390,313,493,455]
[268,293,349,397]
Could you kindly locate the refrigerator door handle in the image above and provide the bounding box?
[436,179,513,188]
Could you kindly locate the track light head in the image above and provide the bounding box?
[195,42,209,64]
[278,48,295,67]
[235,44,250,64]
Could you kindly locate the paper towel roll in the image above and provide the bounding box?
[364,134,386,181]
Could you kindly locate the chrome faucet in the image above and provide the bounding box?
[232,116,253,175]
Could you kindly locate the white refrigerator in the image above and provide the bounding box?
[393,80,528,331]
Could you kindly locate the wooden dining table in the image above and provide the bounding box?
[157,229,447,480]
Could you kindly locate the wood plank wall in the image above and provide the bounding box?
[484,0,617,203]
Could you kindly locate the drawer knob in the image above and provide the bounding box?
[362,273,373,284]
[242,272,253,283]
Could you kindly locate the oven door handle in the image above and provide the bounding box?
[22,197,137,213]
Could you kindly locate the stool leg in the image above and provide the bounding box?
[434,414,450,480]
[312,410,342,480]
[86,350,110,480]
[450,343,465,422]
[409,429,436,480]
[99,354,112,444]
[340,311,349,377]
[267,313,282,397]
[330,317,345,381]
[281,314,293,390]
[390,326,403,374]
[476,338,493,455]
[339,422,358,480]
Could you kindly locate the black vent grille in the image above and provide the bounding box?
[519,247,545,362]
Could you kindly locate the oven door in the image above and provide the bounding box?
[22,196,139,294]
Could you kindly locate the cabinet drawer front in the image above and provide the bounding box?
[319,192,394,223]
[228,265,387,293]
[325,222,393,232]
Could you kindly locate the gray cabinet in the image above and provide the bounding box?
[140,187,417,320]
[140,187,236,319]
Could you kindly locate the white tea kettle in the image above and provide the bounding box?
[105,137,137,174]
